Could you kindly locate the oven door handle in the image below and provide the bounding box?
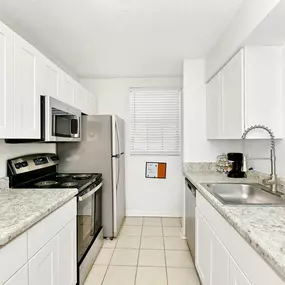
[78,182,103,202]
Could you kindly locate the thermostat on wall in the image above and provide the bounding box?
[145,162,167,179]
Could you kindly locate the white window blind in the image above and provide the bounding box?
[130,88,181,156]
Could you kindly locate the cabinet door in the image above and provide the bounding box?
[221,49,244,139]
[58,218,77,285]
[196,208,229,285]
[60,71,77,106]
[29,236,59,285]
[74,85,87,113]
[4,264,28,285]
[206,73,222,139]
[211,229,230,285]
[0,22,14,138]
[230,256,251,285]
[38,55,60,99]
[86,92,97,115]
[245,46,283,138]
[14,35,41,139]
[195,208,211,285]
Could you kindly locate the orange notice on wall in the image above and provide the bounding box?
[145,162,167,179]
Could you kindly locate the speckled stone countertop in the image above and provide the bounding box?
[183,165,285,281]
[0,188,78,247]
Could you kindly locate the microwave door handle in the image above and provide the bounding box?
[77,116,81,137]
[71,117,80,137]
[52,115,56,135]
[78,182,103,202]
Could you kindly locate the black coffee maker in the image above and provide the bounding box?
[227,153,246,178]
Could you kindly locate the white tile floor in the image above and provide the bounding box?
[84,217,200,285]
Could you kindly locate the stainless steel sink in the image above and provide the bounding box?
[201,183,285,206]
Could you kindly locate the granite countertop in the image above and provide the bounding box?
[0,188,78,247]
[183,167,285,281]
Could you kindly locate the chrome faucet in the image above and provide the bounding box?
[241,125,277,193]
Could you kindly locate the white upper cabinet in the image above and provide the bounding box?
[0,19,97,139]
[244,46,283,139]
[14,34,41,139]
[0,22,14,138]
[75,86,97,115]
[60,71,77,106]
[221,49,244,139]
[74,85,87,113]
[86,92,97,115]
[38,55,60,99]
[206,73,222,139]
[206,47,283,139]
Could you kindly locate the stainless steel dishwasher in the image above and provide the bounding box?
[185,178,196,260]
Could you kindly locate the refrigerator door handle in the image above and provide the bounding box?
[115,119,121,155]
[116,156,120,193]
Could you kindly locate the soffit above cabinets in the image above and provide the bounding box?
[0,0,243,78]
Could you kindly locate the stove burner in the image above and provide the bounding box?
[61,182,78,188]
[56,174,70,178]
[72,174,93,180]
[35,181,59,187]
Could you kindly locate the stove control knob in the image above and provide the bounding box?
[15,163,22,169]
[21,161,28,167]
[51,155,59,162]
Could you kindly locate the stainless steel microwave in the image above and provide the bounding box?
[45,96,81,142]
[5,96,81,143]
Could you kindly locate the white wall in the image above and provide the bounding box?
[183,58,285,177]
[206,0,280,81]
[81,77,183,217]
[0,140,56,178]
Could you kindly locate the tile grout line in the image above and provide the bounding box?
[162,218,169,285]
[100,238,117,285]
[134,217,143,285]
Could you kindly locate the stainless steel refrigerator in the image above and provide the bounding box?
[57,115,126,238]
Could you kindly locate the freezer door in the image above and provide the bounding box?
[112,115,125,155]
[112,153,126,237]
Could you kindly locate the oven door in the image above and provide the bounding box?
[45,96,81,142]
[77,182,103,265]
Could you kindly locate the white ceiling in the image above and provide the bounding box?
[0,0,243,78]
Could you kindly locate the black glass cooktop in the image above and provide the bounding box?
[19,173,102,192]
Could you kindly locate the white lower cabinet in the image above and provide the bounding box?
[0,198,77,285]
[196,192,284,285]
[230,257,251,285]
[195,209,211,284]
[29,235,59,285]
[196,208,229,285]
[58,218,77,285]
[4,265,28,285]
[211,228,230,285]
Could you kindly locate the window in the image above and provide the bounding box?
[130,88,181,156]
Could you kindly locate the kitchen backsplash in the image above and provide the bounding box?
[0,140,56,178]
[183,162,217,172]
